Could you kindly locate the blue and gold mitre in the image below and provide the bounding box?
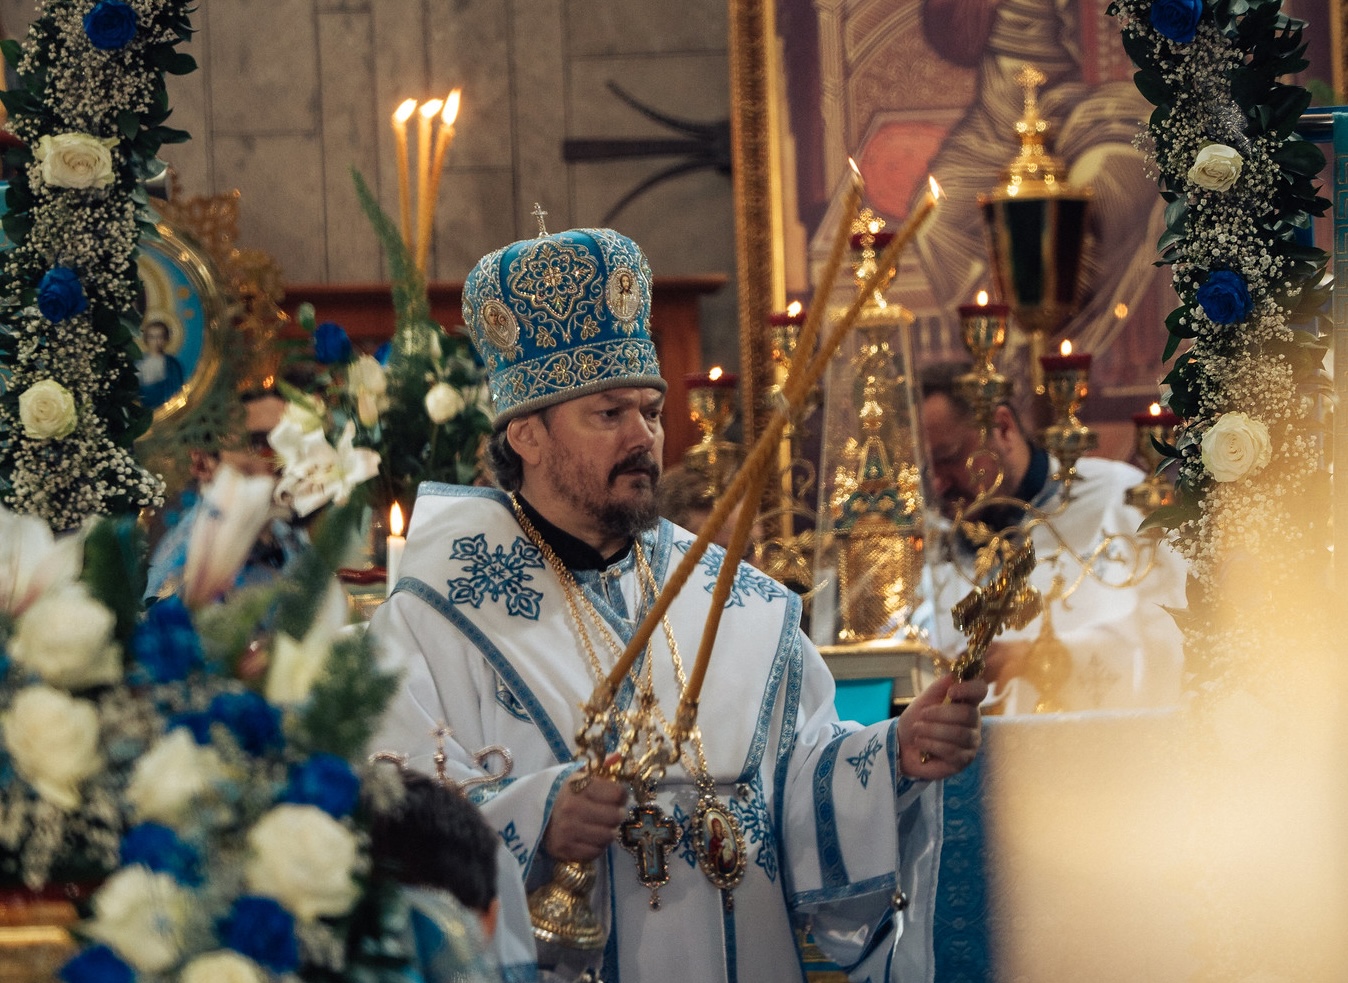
[461,228,665,423]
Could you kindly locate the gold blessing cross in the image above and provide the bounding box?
[950,538,1042,681]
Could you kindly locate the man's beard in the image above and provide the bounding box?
[547,446,661,542]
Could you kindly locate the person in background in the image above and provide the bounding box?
[918,359,1186,712]
[144,388,307,600]
[655,462,760,557]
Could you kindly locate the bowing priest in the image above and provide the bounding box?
[368,225,987,983]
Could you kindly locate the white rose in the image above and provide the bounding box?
[245,804,360,921]
[2,685,103,810]
[181,951,266,983]
[87,866,186,973]
[346,355,389,427]
[34,133,119,189]
[1200,411,1272,482]
[1187,143,1243,192]
[125,727,225,824]
[424,382,466,425]
[9,582,121,690]
[18,379,77,440]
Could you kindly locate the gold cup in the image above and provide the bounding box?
[955,302,1012,433]
[1126,406,1179,515]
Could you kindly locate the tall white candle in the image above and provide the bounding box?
[386,502,407,597]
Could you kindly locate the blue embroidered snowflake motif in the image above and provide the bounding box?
[445,534,545,619]
[845,734,885,789]
[672,802,698,869]
[729,783,777,883]
[674,541,788,608]
[829,722,848,741]
[494,674,530,722]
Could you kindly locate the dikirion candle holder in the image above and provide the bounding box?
[1125,403,1180,516]
[955,297,1012,433]
[1038,342,1097,485]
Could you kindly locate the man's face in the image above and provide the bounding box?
[922,392,995,518]
[218,394,285,477]
[535,387,665,541]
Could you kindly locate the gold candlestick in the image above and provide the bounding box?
[955,295,1012,434]
[1038,342,1097,485]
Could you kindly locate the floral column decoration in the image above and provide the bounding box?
[1111,0,1332,682]
[0,0,198,529]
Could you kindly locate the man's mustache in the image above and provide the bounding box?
[609,452,660,484]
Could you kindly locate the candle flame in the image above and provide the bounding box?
[928,175,942,200]
[786,300,803,317]
[708,366,724,382]
[390,502,405,538]
[1150,402,1162,416]
[442,89,462,126]
[419,98,443,119]
[1060,339,1073,356]
[394,99,417,124]
[976,290,989,306]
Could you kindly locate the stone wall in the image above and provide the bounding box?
[0,0,739,366]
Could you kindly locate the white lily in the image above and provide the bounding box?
[0,505,83,617]
[266,580,350,704]
[276,421,380,517]
[182,464,278,608]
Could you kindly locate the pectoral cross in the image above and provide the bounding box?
[620,802,680,905]
[951,538,1041,680]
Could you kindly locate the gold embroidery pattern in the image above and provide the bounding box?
[489,340,662,412]
[508,239,597,330]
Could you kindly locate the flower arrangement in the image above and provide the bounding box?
[0,461,483,980]
[1110,0,1332,667]
[277,172,494,519]
[0,0,200,530]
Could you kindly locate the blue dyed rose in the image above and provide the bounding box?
[83,0,138,51]
[60,945,135,983]
[283,753,361,818]
[1196,269,1253,325]
[313,321,353,364]
[208,690,283,756]
[1149,0,1203,43]
[374,340,392,366]
[219,896,300,974]
[132,595,203,683]
[37,267,88,323]
[120,822,202,885]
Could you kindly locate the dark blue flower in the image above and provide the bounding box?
[208,690,283,756]
[38,267,88,323]
[283,753,361,818]
[1149,0,1203,43]
[314,321,353,364]
[374,340,392,366]
[120,822,202,885]
[60,944,135,983]
[168,711,212,745]
[131,595,203,683]
[219,896,300,974]
[1196,269,1253,325]
[83,0,138,50]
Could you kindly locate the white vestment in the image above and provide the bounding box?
[369,485,944,983]
[922,457,1187,714]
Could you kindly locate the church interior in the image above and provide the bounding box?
[0,0,1346,980]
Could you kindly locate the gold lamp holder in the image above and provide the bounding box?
[684,370,744,493]
[955,301,1012,434]
[1038,351,1097,485]
[1126,407,1179,516]
[978,64,1092,397]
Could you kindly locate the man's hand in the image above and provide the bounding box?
[897,672,988,780]
[543,773,629,862]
